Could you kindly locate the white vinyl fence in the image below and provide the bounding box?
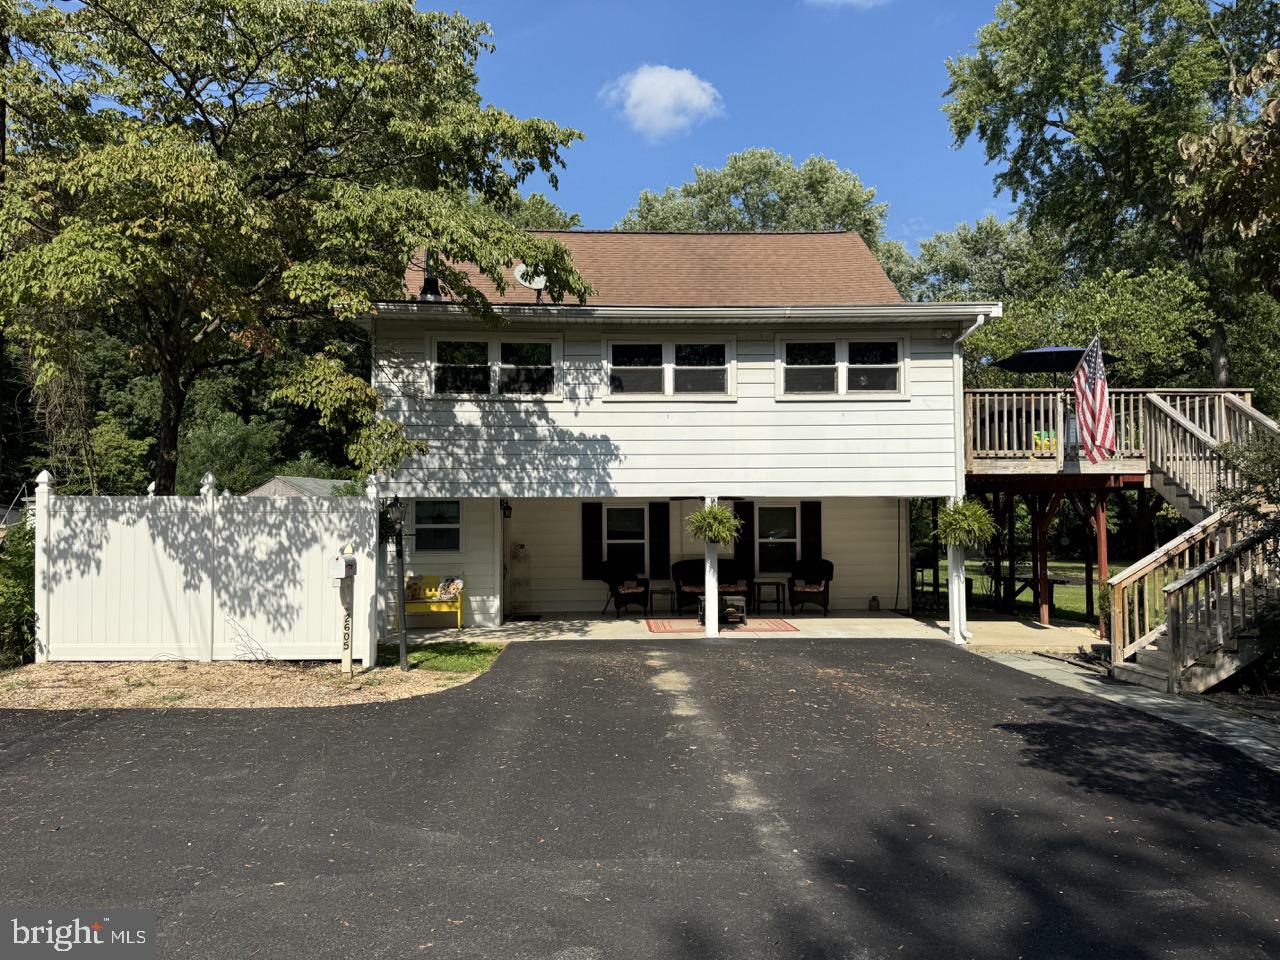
[32,472,378,664]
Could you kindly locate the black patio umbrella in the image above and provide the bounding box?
[994,345,1118,374]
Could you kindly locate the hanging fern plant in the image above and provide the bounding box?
[686,503,743,545]
[935,499,996,550]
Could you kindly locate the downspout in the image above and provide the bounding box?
[948,312,989,643]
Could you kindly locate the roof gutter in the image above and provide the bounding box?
[361,300,1005,327]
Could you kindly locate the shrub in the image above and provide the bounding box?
[935,499,996,550]
[686,503,743,545]
[0,519,37,670]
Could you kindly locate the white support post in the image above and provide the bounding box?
[201,472,217,662]
[363,475,380,667]
[704,496,719,638]
[947,539,968,645]
[33,470,52,663]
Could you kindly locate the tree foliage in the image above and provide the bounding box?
[964,268,1210,387]
[0,520,37,669]
[945,0,1280,382]
[0,0,589,492]
[272,349,428,482]
[501,192,582,231]
[1219,429,1280,564]
[1175,47,1280,295]
[616,149,889,248]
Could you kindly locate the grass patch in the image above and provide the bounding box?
[376,641,503,673]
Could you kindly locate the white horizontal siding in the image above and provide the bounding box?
[375,321,960,499]
[378,498,501,629]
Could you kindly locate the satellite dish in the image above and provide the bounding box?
[514,263,547,290]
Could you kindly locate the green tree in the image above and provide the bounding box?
[0,519,37,669]
[964,268,1210,387]
[502,192,582,231]
[0,0,589,493]
[1175,47,1280,296]
[616,149,890,248]
[945,0,1280,383]
[905,216,1068,304]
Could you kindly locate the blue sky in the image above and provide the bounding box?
[448,0,1014,248]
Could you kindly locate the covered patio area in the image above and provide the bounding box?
[382,610,944,643]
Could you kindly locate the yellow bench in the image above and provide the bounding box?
[395,575,465,630]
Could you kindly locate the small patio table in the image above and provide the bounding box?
[754,577,787,614]
[649,581,676,614]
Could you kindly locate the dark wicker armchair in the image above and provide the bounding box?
[672,558,754,614]
[601,560,650,617]
[788,559,834,616]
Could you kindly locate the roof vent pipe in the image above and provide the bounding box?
[419,254,443,301]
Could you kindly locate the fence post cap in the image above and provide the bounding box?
[146,481,157,497]
[35,469,52,488]
[200,472,217,496]
[365,475,379,498]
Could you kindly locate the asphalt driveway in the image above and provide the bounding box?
[2,637,1278,959]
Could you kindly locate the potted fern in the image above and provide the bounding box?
[685,502,743,545]
[935,499,996,550]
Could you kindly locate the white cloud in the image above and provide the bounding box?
[805,0,892,10]
[600,64,724,139]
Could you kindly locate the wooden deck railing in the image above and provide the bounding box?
[1163,528,1276,693]
[1223,393,1280,446]
[1108,511,1237,663]
[1145,393,1231,509]
[965,388,1254,466]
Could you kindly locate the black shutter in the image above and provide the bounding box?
[581,502,604,580]
[800,501,823,561]
[733,500,756,574]
[648,502,670,580]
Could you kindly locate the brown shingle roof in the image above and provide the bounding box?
[402,231,903,307]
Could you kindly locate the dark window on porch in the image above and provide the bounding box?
[757,505,799,572]
[414,499,461,551]
[604,505,647,575]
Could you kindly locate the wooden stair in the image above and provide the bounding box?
[1109,394,1279,695]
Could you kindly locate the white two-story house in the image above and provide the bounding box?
[369,231,998,636]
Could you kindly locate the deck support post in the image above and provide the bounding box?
[703,496,719,639]
[1033,493,1062,626]
[1004,497,1017,611]
[1095,492,1110,639]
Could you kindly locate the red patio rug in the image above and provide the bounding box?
[645,617,799,634]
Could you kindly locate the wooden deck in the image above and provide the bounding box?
[964,387,1252,479]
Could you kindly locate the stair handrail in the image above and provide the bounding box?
[1223,393,1280,445]
[1162,524,1275,693]
[1145,392,1228,509]
[1108,509,1234,663]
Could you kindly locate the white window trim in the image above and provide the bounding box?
[428,333,563,401]
[412,498,464,555]
[603,337,737,402]
[603,502,649,576]
[774,334,911,401]
[755,502,800,574]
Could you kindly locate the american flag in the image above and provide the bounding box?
[1073,335,1116,464]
